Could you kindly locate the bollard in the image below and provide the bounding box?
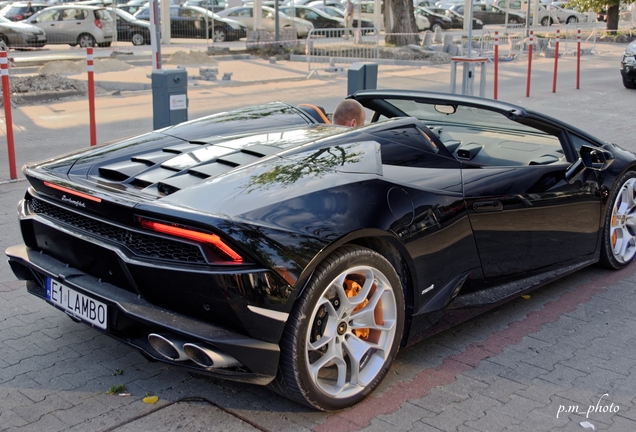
[553,29,560,93]
[526,31,533,98]
[576,28,581,89]
[494,31,499,100]
[87,47,96,146]
[0,51,16,179]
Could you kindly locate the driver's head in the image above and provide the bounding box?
[333,100,366,128]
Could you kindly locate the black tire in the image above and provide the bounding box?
[622,76,636,89]
[431,22,442,32]
[541,16,551,26]
[566,16,578,24]
[77,33,95,48]
[130,31,146,46]
[0,35,8,51]
[97,42,111,47]
[599,171,636,269]
[508,17,519,24]
[270,245,405,411]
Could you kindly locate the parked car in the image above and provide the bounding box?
[118,0,147,16]
[450,3,525,25]
[0,2,48,21]
[306,0,344,11]
[0,15,46,48]
[183,0,227,13]
[279,5,344,30]
[547,4,587,24]
[217,5,313,37]
[135,5,247,41]
[415,6,452,31]
[430,7,484,29]
[7,89,636,411]
[111,7,151,45]
[620,39,636,88]
[24,5,115,47]
[309,3,374,32]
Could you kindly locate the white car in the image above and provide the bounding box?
[25,4,115,47]
[546,4,588,24]
[218,5,314,37]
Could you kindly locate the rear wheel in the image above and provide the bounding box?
[212,28,226,42]
[623,76,636,89]
[600,171,636,269]
[541,16,551,26]
[431,22,442,32]
[0,35,8,51]
[77,33,95,48]
[270,246,405,411]
[508,17,520,24]
[566,16,578,24]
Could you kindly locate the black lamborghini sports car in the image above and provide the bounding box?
[6,90,636,411]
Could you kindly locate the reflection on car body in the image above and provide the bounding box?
[6,90,636,412]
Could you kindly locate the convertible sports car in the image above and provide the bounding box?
[6,90,636,411]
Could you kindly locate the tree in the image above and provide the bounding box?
[567,0,635,32]
[384,0,420,45]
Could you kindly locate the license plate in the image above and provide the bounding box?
[37,35,45,41]
[46,277,107,330]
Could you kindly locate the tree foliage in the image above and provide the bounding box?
[567,0,634,31]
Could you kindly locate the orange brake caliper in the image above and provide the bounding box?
[344,279,376,340]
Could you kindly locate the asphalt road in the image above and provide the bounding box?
[0,40,635,432]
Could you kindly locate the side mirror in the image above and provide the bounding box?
[565,145,615,184]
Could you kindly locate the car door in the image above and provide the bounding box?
[179,7,206,38]
[460,122,601,280]
[225,7,253,29]
[28,8,62,43]
[56,7,88,44]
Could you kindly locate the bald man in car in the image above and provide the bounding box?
[332,100,366,128]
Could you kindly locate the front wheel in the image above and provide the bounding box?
[541,16,551,26]
[131,31,146,46]
[600,171,636,269]
[623,76,636,89]
[431,22,442,32]
[77,33,95,48]
[566,16,578,24]
[508,17,519,24]
[270,246,405,411]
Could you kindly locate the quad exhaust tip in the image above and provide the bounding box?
[183,343,240,369]
[147,333,189,361]
[148,333,240,369]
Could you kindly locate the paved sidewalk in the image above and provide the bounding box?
[0,42,635,432]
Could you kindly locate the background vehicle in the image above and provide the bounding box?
[0,15,46,47]
[183,0,227,13]
[25,5,115,47]
[620,40,636,88]
[279,5,344,30]
[309,3,375,32]
[135,5,247,41]
[111,7,150,45]
[450,3,525,24]
[415,6,452,31]
[217,5,313,37]
[430,6,484,29]
[0,2,48,21]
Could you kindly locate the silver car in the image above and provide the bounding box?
[25,5,115,47]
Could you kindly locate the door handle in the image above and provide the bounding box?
[473,201,503,212]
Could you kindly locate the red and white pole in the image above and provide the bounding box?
[494,31,499,100]
[576,28,581,89]
[526,30,533,98]
[552,29,560,93]
[87,47,96,146]
[1,51,16,180]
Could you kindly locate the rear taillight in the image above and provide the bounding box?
[94,19,102,29]
[15,14,23,20]
[139,218,243,262]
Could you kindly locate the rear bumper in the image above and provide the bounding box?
[7,243,280,385]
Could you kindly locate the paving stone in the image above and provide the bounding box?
[463,360,514,386]
[419,406,480,431]
[12,393,74,423]
[538,364,588,389]
[463,407,521,432]
[453,392,503,417]
[410,388,467,414]
[0,409,29,429]
[377,401,437,429]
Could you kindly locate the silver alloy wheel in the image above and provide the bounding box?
[609,178,636,264]
[78,34,95,48]
[213,30,226,42]
[304,265,397,399]
[131,32,145,46]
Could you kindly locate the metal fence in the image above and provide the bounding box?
[306,28,379,73]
